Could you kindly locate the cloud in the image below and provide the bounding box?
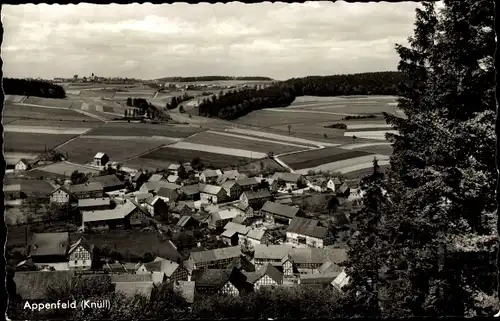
[1,2,421,80]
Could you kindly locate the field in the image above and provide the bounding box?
[4,178,56,196]
[129,147,253,170]
[23,97,74,108]
[4,132,77,153]
[3,103,101,123]
[295,154,390,175]
[7,119,101,128]
[280,147,373,170]
[225,128,336,148]
[184,131,308,154]
[28,161,101,177]
[237,158,285,175]
[234,109,345,127]
[342,164,391,180]
[56,137,167,164]
[168,141,267,159]
[84,122,205,138]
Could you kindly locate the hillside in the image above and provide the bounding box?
[156,76,274,82]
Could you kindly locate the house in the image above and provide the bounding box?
[148,174,164,182]
[244,228,269,246]
[140,181,180,194]
[298,271,341,288]
[209,208,240,229]
[94,152,110,167]
[192,267,252,295]
[167,164,184,177]
[143,196,168,217]
[28,232,71,270]
[331,270,350,292]
[126,192,153,204]
[288,247,347,275]
[336,182,350,197]
[185,246,242,270]
[167,175,182,184]
[13,271,75,300]
[136,258,188,284]
[221,222,250,246]
[174,281,196,304]
[272,172,306,190]
[245,263,283,290]
[48,186,72,204]
[67,237,95,270]
[266,178,279,193]
[286,217,335,248]
[69,182,104,199]
[15,159,31,171]
[327,177,342,192]
[81,200,142,231]
[4,184,25,201]
[252,244,294,276]
[179,184,201,201]
[103,262,135,273]
[78,197,113,211]
[111,274,154,299]
[240,189,272,209]
[260,201,303,225]
[177,215,199,229]
[221,169,244,181]
[170,202,194,217]
[199,169,222,184]
[234,177,260,191]
[230,202,254,217]
[88,174,124,193]
[156,187,180,203]
[130,171,148,189]
[200,184,228,204]
[222,181,242,201]
[307,177,329,193]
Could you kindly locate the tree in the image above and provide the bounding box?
[327,195,340,214]
[124,109,128,118]
[287,124,292,134]
[70,170,88,185]
[190,157,203,170]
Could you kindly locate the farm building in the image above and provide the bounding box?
[49,186,72,204]
[130,171,148,189]
[221,181,243,201]
[209,208,240,229]
[136,258,188,284]
[176,215,199,228]
[298,271,340,288]
[169,202,194,218]
[167,164,184,176]
[239,189,272,209]
[199,184,228,204]
[199,169,222,184]
[143,196,168,216]
[69,182,104,199]
[15,159,31,171]
[179,184,201,201]
[148,174,164,182]
[260,201,303,225]
[335,182,351,197]
[217,169,247,184]
[77,197,113,211]
[140,181,180,194]
[155,187,180,203]
[245,263,284,290]
[192,267,252,295]
[327,178,342,192]
[244,228,269,245]
[288,247,347,275]
[28,232,71,270]
[221,222,250,246]
[331,270,350,292]
[185,246,242,270]
[234,177,260,191]
[286,217,335,248]
[94,152,110,167]
[67,237,96,270]
[272,172,307,190]
[81,200,142,231]
[265,178,279,192]
[88,174,124,193]
[230,202,254,217]
[252,244,294,275]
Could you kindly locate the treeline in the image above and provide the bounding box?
[158,76,273,82]
[3,78,66,99]
[197,71,404,120]
[166,93,194,110]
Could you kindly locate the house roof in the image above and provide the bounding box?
[212,208,240,221]
[300,272,340,285]
[331,270,350,290]
[192,269,231,288]
[114,281,154,299]
[78,197,111,208]
[222,170,241,180]
[221,229,238,238]
[82,200,137,222]
[168,164,182,170]
[201,169,221,178]
[336,182,350,194]
[183,164,193,172]
[221,180,236,193]
[17,158,30,165]
[242,189,271,200]
[94,152,107,159]
[287,217,328,239]
[246,228,266,241]
[177,215,195,227]
[143,181,180,192]
[174,281,195,304]
[232,215,249,225]
[171,202,192,213]
[318,261,339,274]
[70,182,103,194]
[131,171,146,181]
[127,192,153,201]
[234,177,259,187]
[145,196,162,206]
[200,184,223,195]
[156,187,180,201]
[14,271,75,300]
[4,184,22,193]
[189,246,242,265]
[30,232,70,257]
[68,237,94,255]
[273,172,304,183]
[246,263,283,284]
[253,244,293,261]
[167,175,180,183]
[142,259,180,277]
[88,174,123,188]
[289,248,348,266]
[148,174,164,182]
[261,201,300,219]
[224,222,250,235]
[179,184,200,196]
[104,262,128,273]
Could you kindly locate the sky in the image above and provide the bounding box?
[2,2,421,80]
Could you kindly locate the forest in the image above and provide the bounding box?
[197,71,404,120]
[3,78,67,99]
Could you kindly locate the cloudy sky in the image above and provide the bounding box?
[2,2,421,80]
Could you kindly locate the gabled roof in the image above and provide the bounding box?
[167,175,180,183]
[177,215,196,227]
[234,177,259,187]
[14,271,75,300]
[261,201,300,219]
[246,263,283,284]
[221,180,236,193]
[246,228,266,241]
[70,182,103,194]
[273,172,304,183]
[300,272,340,285]
[94,152,107,159]
[212,208,240,221]
[336,182,350,194]
[142,181,180,192]
[180,184,201,196]
[88,174,123,188]
[17,158,31,166]
[82,200,137,222]
[156,187,180,201]
[30,232,70,257]
[200,184,223,195]
[168,164,183,170]
[289,248,347,266]
[241,189,271,200]
[114,281,154,299]
[68,237,94,255]
[189,246,242,265]
[201,169,222,178]
[222,170,241,180]
[287,217,328,239]
[131,171,146,181]
[253,244,293,261]
[331,270,349,291]
[78,197,111,208]
[224,222,250,235]
[192,269,231,288]
[144,196,162,206]
[4,184,22,193]
[141,259,180,277]
[148,174,164,182]
[49,185,71,195]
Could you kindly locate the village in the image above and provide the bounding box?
[5,150,359,304]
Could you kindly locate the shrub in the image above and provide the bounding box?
[324,123,347,129]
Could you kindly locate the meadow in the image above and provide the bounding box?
[234,109,345,128]
[27,161,101,179]
[84,122,205,138]
[279,147,374,170]
[4,133,77,153]
[3,104,100,123]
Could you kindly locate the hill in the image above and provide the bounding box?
[156,76,274,82]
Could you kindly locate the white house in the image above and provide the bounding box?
[94,152,110,167]
[15,159,31,171]
[200,184,228,204]
[245,263,284,290]
[199,169,223,184]
[286,217,334,248]
[327,178,342,192]
[49,186,72,204]
[68,237,94,270]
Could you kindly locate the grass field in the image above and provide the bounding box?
[280,147,374,170]
[84,122,205,138]
[132,147,253,169]
[26,162,101,180]
[295,154,390,175]
[23,97,74,108]
[342,164,391,180]
[7,119,101,128]
[237,158,285,175]
[4,133,77,153]
[184,131,305,154]
[3,104,101,123]
[56,137,166,164]
[234,109,345,127]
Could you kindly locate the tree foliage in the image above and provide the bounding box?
[3,78,66,98]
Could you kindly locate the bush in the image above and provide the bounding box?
[342,114,377,120]
[324,123,347,129]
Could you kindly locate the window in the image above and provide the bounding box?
[75,260,78,264]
